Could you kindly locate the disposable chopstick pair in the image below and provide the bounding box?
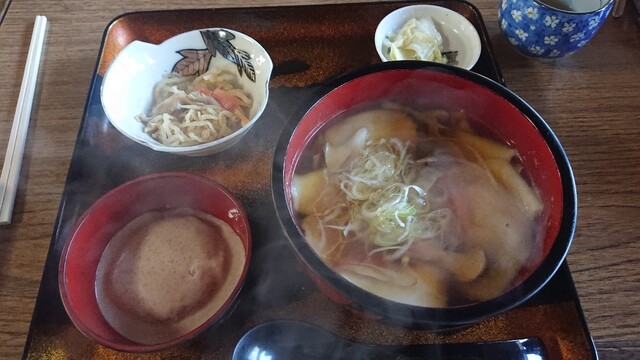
[0,15,48,225]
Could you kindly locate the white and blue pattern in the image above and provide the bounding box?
[498,0,612,58]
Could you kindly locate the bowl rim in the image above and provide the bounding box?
[58,172,252,351]
[374,4,482,70]
[532,0,614,15]
[271,61,577,328]
[100,27,273,156]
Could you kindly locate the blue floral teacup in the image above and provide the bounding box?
[498,0,613,58]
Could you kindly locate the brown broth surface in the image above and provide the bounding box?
[292,105,545,307]
[95,208,246,345]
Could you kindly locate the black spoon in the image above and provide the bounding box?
[232,320,548,360]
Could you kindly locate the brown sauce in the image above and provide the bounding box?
[95,208,246,345]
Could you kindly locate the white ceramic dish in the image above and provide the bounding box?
[374,5,481,70]
[101,28,273,156]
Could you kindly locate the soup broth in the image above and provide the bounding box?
[95,208,245,345]
[291,103,546,307]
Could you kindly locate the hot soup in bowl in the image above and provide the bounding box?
[58,172,251,351]
[272,62,576,328]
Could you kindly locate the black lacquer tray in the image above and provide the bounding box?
[22,2,597,359]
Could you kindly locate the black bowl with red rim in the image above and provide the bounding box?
[271,61,577,329]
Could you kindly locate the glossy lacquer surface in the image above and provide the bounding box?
[1,0,638,359]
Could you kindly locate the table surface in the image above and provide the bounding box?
[0,0,638,359]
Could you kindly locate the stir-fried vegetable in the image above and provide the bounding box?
[195,87,250,125]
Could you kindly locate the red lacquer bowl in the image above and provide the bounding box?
[271,61,577,329]
[58,172,252,352]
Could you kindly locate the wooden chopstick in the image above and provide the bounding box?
[0,0,13,26]
[0,15,47,225]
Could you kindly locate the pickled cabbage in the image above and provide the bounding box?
[385,17,446,63]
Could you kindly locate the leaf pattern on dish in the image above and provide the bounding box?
[172,49,212,76]
[168,29,258,82]
[234,48,256,83]
[200,29,257,82]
